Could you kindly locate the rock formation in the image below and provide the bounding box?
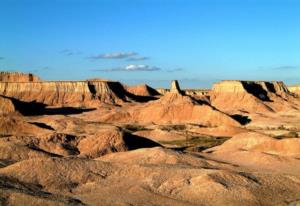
[1,71,300,206]
[210,80,299,114]
[0,74,132,107]
[0,71,40,82]
[184,89,210,96]
[99,81,241,127]
[170,80,182,94]
[0,96,15,114]
[125,84,160,96]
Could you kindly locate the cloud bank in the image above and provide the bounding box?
[90,52,137,59]
[92,64,161,72]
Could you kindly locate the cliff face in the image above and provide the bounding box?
[99,81,241,127]
[0,72,41,82]
[210,80,298,113]
[212,80,290,97]
[0,80,129,107]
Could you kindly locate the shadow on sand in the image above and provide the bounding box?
[1,95,95,116]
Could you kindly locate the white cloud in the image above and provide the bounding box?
[90,52,137,59]
[92,64,161,72]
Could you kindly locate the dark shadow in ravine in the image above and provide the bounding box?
[123,132,162,150]
[230,114,251,125]
[125,92,159,103]
[1,95,96,116]
[241,81,272,102]
[28,122,55,130]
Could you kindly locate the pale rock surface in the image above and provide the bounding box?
[0,72,41,82]
[0,96,15,114]
[125,84,160,96]
[0,80,129,107]
[210,80,299,114]
[170,80,182,94]
[288,84,300,95]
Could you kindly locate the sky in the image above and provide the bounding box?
[0,0,300,88]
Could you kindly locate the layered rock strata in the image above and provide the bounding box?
[0,72,41,82]
[210,80,298,113]
[0,80,129,107]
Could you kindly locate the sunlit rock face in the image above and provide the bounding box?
[0,96,15,115]
[125,84,160,97]
[0,72,41,82]
[0,72,131,107]
[170,80,182,94]
[210,80,298,113]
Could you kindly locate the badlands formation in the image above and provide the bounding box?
[1,72,300,206]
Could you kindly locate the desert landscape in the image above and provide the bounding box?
[1,0,300,205]
[0,71,300,206]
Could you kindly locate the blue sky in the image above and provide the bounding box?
[0,0,300,88]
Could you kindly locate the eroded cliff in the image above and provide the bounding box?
[0,72,134,107]
[0,72,41,82]
[0,80,131,107]
[210,80,298,113]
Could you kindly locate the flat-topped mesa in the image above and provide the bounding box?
[212,80,290,97]
[210,80,297,113]
[0,72,41,82]
[170,80,183,94]
[0,72,131,107]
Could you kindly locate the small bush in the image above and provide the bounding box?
[160,124,186,131]
[123,124,148,132]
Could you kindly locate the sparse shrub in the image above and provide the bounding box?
[123,124,148,132]
[160,124,186,131]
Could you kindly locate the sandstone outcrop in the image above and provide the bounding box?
[0,115,51,135]
[100,81,241,126]
[0,75,132,107]
[77,127,160,158]
[133,92,240,126]
[0,72,40,82]
[125,84,160,96]
[170,80,182,94]
[0,96,15,114]
[210,80,299,114]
